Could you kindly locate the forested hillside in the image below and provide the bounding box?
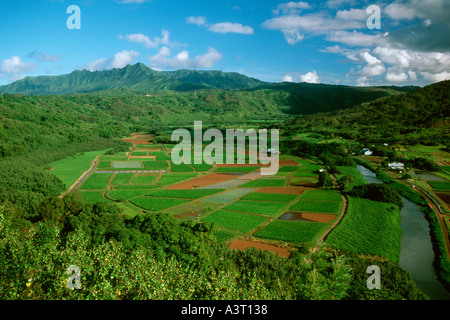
[283,80,450,145]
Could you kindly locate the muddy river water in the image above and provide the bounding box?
[357,165,450,299]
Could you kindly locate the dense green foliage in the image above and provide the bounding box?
[348,183,403,208]
[283,80,450,145]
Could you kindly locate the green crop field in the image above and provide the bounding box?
[199,188,254,204]
[291,171,318,177]
[299,163,323,171]
[131,174,157,185]
[107,189,150,201]
[131,151,148,156]
[335,166,368,189]
[157,173,199,186]
[290,200,342,213]
[300,190,342,201]
[170,161,194,172]
[97,160,113,169]
[147,189,222,199]
[214,166,258,173]
[324,197,402,263]
[129,196,190,211]
[255,220,326,243]
[142,160,169,169]
[240,192,298,202]
[202,210,269,233]
[111,173,134,185]
[80,173,113,190]
[190,163,213,172]
[427,181,450,191]
[80,191,111,203]
[223,200,288,217]
[99,155,128,161]
[49,149,110,188]
[148,151,169,160]
[278,166,300,172]
[240,178,286,187]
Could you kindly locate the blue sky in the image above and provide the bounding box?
[0,0,449,86]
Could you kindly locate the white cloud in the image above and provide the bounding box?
[420,71,450,82]
[282,75,295,82]
[208,22,254,34]
[335,8,368,21]
[385,69,409,82]
[186,16,207,26]
[86,50,140,71]
[300,70,320,83]
[0,56,37,81]
[149,46,222,69]
[262,13,365,45]
[385,3,418,21]
[187,16,254,35]
[273,1,311,15]
[118,30,177,48]
[327,30,390,47]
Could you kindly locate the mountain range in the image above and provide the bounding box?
[0,62,418,98]
[0,63,265,95]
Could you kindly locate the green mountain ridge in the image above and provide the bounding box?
[0,63,419,97]
[283,80,450,144]
[0,63,265,95]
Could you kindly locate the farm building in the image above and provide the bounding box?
[388,162,405,170]
[362,148,373,156]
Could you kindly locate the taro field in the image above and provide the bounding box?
[63,139,346,255]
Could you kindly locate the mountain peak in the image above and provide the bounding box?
[0,63,266,95]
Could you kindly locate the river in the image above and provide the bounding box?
[356,165,450,300]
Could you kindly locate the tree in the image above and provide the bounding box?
[338,175,353,191]
[318,171,334,189]
[349,183,402,208]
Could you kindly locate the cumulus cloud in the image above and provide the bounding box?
[149,47,222,69]
[338,45,450,85]
[326,30,390,47]
[300,70,320,83]
[208,22,254,34]
[118,30,179,48]
[282,75,295,82]
[385,3,418,21]
[187,16,254,35]
[86,50,140,71]
[262,12,365,45]
[272,1,311,15]
[0,56,37,81]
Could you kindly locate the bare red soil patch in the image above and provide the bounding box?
[281,212,337,223]
[254,186,312,195]
[229,239,291,257]
[123,133,154,145]
[280,159,299,166]
[164,172,237,190]
[215,163,264,167]
[436,193,450,209]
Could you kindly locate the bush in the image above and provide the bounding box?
[348,183,402,208]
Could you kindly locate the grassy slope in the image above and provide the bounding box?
[49,149,110,189]
[324,197,402,263]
